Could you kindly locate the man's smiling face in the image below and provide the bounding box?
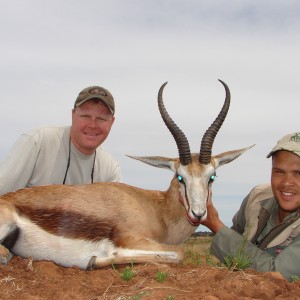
[271,150,300,220]
[71,99,115,155]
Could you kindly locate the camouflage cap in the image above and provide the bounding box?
[267,132,300,158]
[74,86,115,115]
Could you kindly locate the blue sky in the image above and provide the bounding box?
[1,1,300,228]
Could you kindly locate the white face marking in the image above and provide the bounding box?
[176,164,215,225]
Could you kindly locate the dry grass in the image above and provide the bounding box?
[182,234,218,266]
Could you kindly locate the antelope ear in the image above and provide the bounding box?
[212,145,255,168]
[127,155,177,172]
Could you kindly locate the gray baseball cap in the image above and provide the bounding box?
[267,132,300,158]
[74,86,115,115]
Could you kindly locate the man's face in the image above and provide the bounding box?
[71,100,115,155]
[271,150,300,218]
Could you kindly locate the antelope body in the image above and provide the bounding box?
[0,80,252,270]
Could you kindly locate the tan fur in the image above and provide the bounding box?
[0,147,252,269]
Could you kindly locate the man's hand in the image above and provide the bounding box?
[201,190,225,234]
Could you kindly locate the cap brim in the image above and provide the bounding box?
[266,149,300,159]
[75,96,114,114]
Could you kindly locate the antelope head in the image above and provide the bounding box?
[129,80,253,226]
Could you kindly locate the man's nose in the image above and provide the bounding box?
[87,118,97,127]
[282,173,295,186]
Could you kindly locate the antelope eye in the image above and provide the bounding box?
[177,175,183,182]
[209,173,217,183]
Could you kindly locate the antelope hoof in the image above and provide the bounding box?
[0,246,13,265]
[86,256,97,270]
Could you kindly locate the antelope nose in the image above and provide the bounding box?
[192,210,206,220]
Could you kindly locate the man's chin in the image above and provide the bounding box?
[83,136,102,144]
[80,141,101,154]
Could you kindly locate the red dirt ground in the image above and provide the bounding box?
[1,243,300,300]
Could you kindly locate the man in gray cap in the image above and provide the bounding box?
[201,132,300,281]
[0,85,122,195]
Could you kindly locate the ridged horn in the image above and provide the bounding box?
[199,79,231,165]
[158,82,192,165]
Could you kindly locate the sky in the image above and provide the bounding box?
[1,0,300,229]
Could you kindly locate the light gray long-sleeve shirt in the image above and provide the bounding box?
[0,126,122,195]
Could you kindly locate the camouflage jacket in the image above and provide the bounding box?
[210,184,300,281]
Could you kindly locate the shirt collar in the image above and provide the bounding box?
[260,197,300,223]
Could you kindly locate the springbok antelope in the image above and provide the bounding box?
[0,80,252,270]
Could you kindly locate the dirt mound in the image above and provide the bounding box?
[0,235,299,299]
[0,255,299,300]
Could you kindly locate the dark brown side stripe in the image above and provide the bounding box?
[15,204,118,242]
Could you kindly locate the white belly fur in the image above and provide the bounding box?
[12,216,117,269]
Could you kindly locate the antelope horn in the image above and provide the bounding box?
[158,82,192,165]
[199,79,231,165]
